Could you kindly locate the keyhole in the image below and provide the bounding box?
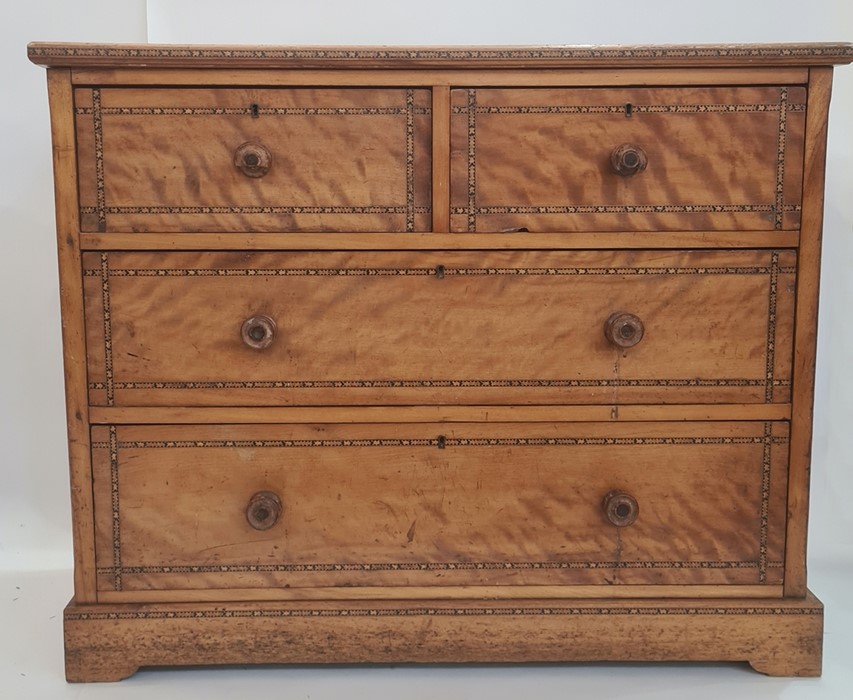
[250,103,260,118]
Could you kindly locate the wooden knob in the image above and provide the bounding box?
[602,490,639,527]
[604,312,644,349]
[234,141,271,177]
[241,315,276,350]
[610,143,648,176]
[246,491,282,530]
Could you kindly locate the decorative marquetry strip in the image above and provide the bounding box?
[96,560,769,577]
[30,42,853,65]
[76,106,432,116]
[84,264,797,277]
[64,604,822,622]
[90,434,789,450]
[98,254,114,405]
[88,378,792,392]
[466,88,477,231]
[91,88,105,229]
[774,88,791,229]
[766,251,781,402]
[451,204,802,216]
[759,423,773,584]
[451,103,806,114]
[108,426,121,591]
[405,89,416,232]
[80,205,431,216]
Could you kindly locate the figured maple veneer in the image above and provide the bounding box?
[82,249,795,407]
[450,87,805,232]
[90,421,788,593]
[62,595,824,681]
[74,87,432,232]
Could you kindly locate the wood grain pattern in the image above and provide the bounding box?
[81,249,796,407]
[63,594,824,682]
[431,86,451,231]
[68,67,813,88]
[86,404,794,425]
[450,87,806,232]
[79,231,802,251]
[46,70,97,603]
[89,421,787,591]
[96,584,784,604]
[785,67,834,596]
[75,87,432,232]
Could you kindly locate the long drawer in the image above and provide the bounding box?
[83,249,795,407]
[91,421,788,593]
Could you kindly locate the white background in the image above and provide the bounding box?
[1,0,852,697]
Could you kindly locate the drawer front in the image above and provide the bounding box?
[91,421,788,593]
[450,86,805,232]
[83,249,795,407]
[74,87,432,232]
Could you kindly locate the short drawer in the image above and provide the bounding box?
[450,86,805,232]
[91,421,788,594]
[74,87,432,232]
[83,249,795,407]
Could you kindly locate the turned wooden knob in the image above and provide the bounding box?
[604,312,644,349]
[602,490,639,527]
[246,491,282,530]
[241,315,276,350]
[610,143,648,176]
[234,141,271,177]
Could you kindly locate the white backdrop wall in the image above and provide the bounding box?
[2,0,851,573]
[0,0,148,570]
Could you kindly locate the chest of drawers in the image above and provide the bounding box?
[30,41,852,681]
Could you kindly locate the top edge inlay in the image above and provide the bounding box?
[27,42,853,69]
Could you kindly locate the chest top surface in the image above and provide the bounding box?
[27,41,853,68]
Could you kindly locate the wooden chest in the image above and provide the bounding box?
[29,42,853,681]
